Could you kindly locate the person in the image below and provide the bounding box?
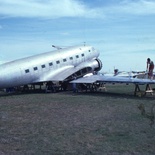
[146,58,154,79]
[114,69,118,76]
[72,74,77,93]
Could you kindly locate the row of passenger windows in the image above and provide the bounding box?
[25,53,85,73]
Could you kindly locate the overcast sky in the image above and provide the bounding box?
[0,0,155,72]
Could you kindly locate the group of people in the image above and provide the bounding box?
[146,58,154,79]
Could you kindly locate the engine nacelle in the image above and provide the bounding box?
[93,58,102,71]
[66,58,103,81]
[85,58,102,72]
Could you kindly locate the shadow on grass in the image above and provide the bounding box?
[1,85,155,101]
[75,90,155,101]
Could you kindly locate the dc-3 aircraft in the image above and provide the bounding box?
[0,44,155,96]
[0,45,102,90]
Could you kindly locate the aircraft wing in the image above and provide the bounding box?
[70,74,155,84]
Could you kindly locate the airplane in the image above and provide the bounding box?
[0,44,102,90]
[102,69,147,78]
[1,43,155,96]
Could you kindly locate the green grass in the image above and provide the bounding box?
[0,84,155,154]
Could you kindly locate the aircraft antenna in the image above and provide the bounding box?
[52,45,62,50]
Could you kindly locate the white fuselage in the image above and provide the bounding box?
[0,45,102,88]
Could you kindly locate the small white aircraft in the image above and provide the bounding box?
[0,45,102,89]
[102,69,147,78]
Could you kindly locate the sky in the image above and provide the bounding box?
[0,0,155,72]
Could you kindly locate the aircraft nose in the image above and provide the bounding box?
[92,47,100,57]
[95,48,100,57]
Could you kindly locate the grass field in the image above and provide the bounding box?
[0,84,155,155]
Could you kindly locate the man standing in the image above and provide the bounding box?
[146,58,154,79]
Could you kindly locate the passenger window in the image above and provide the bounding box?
[76,55,79,58]
[34,67,38,71]
[81,53,84,57]
[42,64,46,68]
[63,58,67,62]
[70,57,73,60]
[49,62,53,66]
[56,60,60,64]
[25,69,29,73]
